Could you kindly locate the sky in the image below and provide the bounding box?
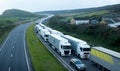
[0,0,120,14]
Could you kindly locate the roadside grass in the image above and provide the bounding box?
[0,30,11,44]
[26,24,67,71]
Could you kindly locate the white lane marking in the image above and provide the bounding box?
[23,26,30,71]
[8,67,11,71]
[13,46,14,49]
[11,54,13,58]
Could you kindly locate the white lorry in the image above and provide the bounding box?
[40,28,50,41]
[39,24,46,29]
[46,29,63,36]
[48,34,71,56]
[62,35,90,59]
[35,25,41,33]
[90,46,120,71]
[51,30,63,36]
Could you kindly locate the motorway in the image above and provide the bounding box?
[0,23,32,71]
[36,32,100,71]
[0,15,100,71]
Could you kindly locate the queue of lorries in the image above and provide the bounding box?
[35,21,120,71]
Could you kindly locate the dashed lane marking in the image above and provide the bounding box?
[11,54,13,58]
[8,67,11,71]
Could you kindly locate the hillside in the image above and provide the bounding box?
[37,4,120,15]
[1,9,38,17]
[47,16,120,52]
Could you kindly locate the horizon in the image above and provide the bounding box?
[0,0,120,14]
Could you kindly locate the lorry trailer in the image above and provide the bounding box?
[48,34,71,56]
[90,46,120,71]
[62,35,90,59]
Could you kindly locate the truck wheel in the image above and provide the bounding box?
[60,52,62,56]
[78,54,81,59]
[97,64,101,69]
[70,62,72,65]
[101,67,105,71]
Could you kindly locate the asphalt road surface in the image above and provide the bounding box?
[0,23,32,71]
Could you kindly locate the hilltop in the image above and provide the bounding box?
[37,4,120,15]
[1,9,38,17]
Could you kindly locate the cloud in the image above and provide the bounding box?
[0,0,119,14]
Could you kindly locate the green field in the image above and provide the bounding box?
[74,10,109,18]
[26,24,67,71]
[47,16,120,52]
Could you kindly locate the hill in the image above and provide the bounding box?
[36,4,120,15]
[1,9,38,17]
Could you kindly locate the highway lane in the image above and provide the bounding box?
[36,31,100,71]
[0,23,32,71]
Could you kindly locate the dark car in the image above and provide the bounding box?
[70,58,86,71]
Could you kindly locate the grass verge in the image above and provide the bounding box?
[0,30,11,44]
[26,24,67,71]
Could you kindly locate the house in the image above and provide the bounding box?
[101,15,120,28]
[70,18,76,24]
[70,18,89,25]
[75,20,89,25]
[90,19,99,24]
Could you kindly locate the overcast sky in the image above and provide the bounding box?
[0,0,120,14]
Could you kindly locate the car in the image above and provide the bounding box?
[70,58,86,71]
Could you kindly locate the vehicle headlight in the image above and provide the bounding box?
[77,66,81,69]
[62,52,64,54]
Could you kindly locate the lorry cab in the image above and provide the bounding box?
[78,44,90,59]
[48,34,71,56]
[41,29,50,41]
[60,41,71,56]
[35,25,42,35]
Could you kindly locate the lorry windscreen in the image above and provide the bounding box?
[83,48,90,51]
[61,46,71,49]
[44,35,48,37]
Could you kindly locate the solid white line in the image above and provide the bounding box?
[23,26,30,71]
[8,67,11,71]
[11,54,13,58]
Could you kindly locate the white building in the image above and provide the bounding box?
[75,20,89,25]
[108,22,120,28]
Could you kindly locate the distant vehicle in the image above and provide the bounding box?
[40,28,50,41]
[50,30,63,36]
[35,20,40,24]
[45,28,63,36]
[90,46,120,71]
[70,58,86,71]
[35,25,41,33]
[39,23,46,29]
[48,34,71,56]
[45,27,53,32]
[62,35,90,59]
